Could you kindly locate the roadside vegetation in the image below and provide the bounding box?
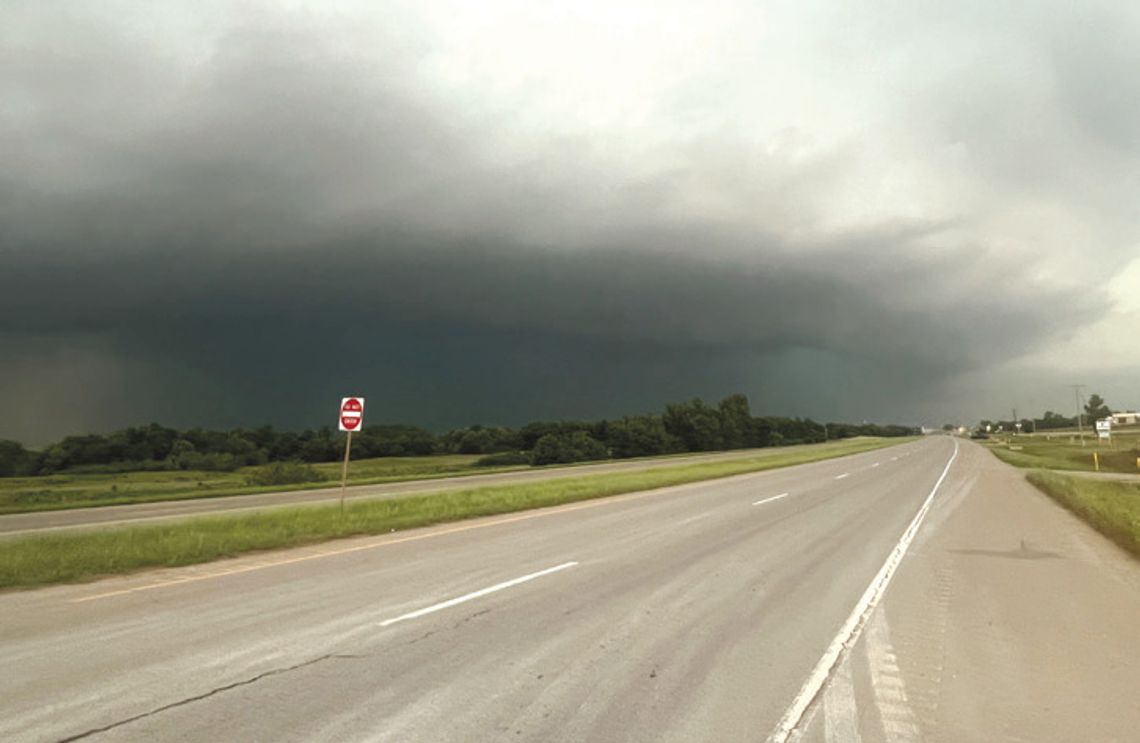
[0,393,917,513]
[0,436,912,589]
[964,392,1117,437]
[0,395,916,478]
[984,432,1140,474]
[0,454,505,515]
[1026,471,1140,558]
[960,392,1138,474]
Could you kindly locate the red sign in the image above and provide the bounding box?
[339,397,365,432]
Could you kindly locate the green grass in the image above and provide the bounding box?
[1026,471,1140,558]
[0,454,518,515]
[983,433,1140,474]
[0,436,911,589]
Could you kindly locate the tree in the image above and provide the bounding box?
[764,416,826,444]
[749,416,775,447]
[269,432,303,460]
[0,392,929,478]
[0,440,35,477]
[1039,411,1073,430]
[354,424,437,457]
[663,399,724,451]
[530,431,608,465]
[718,394,751,449]
[517,421,591,451]
[299,427,339,462]
[1085,394,1111,423]
[166,439,197,470]
[437,425,522,454]
[604,415,680,458]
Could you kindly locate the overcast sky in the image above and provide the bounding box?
[3,0,1139,443]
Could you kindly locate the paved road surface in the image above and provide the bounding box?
[0,446,830,537]
[2,438,1137,742]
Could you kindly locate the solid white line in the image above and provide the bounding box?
[766,439,959,743]
[753,493,790,506]
[378,562,578,627]
[834,473,850,480]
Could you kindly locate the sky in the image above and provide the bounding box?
[2,0,1139,444]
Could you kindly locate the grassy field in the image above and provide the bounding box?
[0,438,924,515]
[0,454,518,515]
[0,436,911,589]
[1026,471,1140,558]
[983,430,1140,474]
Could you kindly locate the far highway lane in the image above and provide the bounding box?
[0,444,881,536]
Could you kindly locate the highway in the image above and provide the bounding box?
[0,445,846,537]
[2,437,1137,742]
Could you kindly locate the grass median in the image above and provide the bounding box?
[0,436,911,590]
[1026,470,1140,558]
[0,454,519,515]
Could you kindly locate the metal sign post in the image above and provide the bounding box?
[338,397,365,514]
[340,431,353,515]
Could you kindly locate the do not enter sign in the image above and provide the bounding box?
[337,396,365,511]
[339,397,365,432]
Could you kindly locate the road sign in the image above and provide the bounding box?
[339,397,365,432]
[1096,418,1111,440]
[338,396,365,513]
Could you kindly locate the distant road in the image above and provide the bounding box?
[1,445,854,537]
[4,438,1136,742]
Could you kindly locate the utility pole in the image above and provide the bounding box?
[1012,408,1018,435]
[1069,384,1086,446]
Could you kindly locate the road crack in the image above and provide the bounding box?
[55,653,366,742]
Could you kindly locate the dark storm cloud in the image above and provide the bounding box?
[1,225,1099,369]
[2,1,1137,441]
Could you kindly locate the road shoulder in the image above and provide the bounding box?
[801,440,1140,742]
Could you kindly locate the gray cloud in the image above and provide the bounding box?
[2,1,1138,442]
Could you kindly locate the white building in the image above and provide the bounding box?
[1110,411,1139,426]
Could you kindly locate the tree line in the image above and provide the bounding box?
[0,394,918,477]
[970,393,1119,434]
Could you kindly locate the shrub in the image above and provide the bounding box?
[474,452,532,467]
[531,432,609,466]
[244,461,326,487]
[604,416,681,458]
[0,440,36,477]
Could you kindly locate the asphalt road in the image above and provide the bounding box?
[0,446,845,537]
[2,437,1137,742]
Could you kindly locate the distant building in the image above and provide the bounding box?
[1110,411,1139,426]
